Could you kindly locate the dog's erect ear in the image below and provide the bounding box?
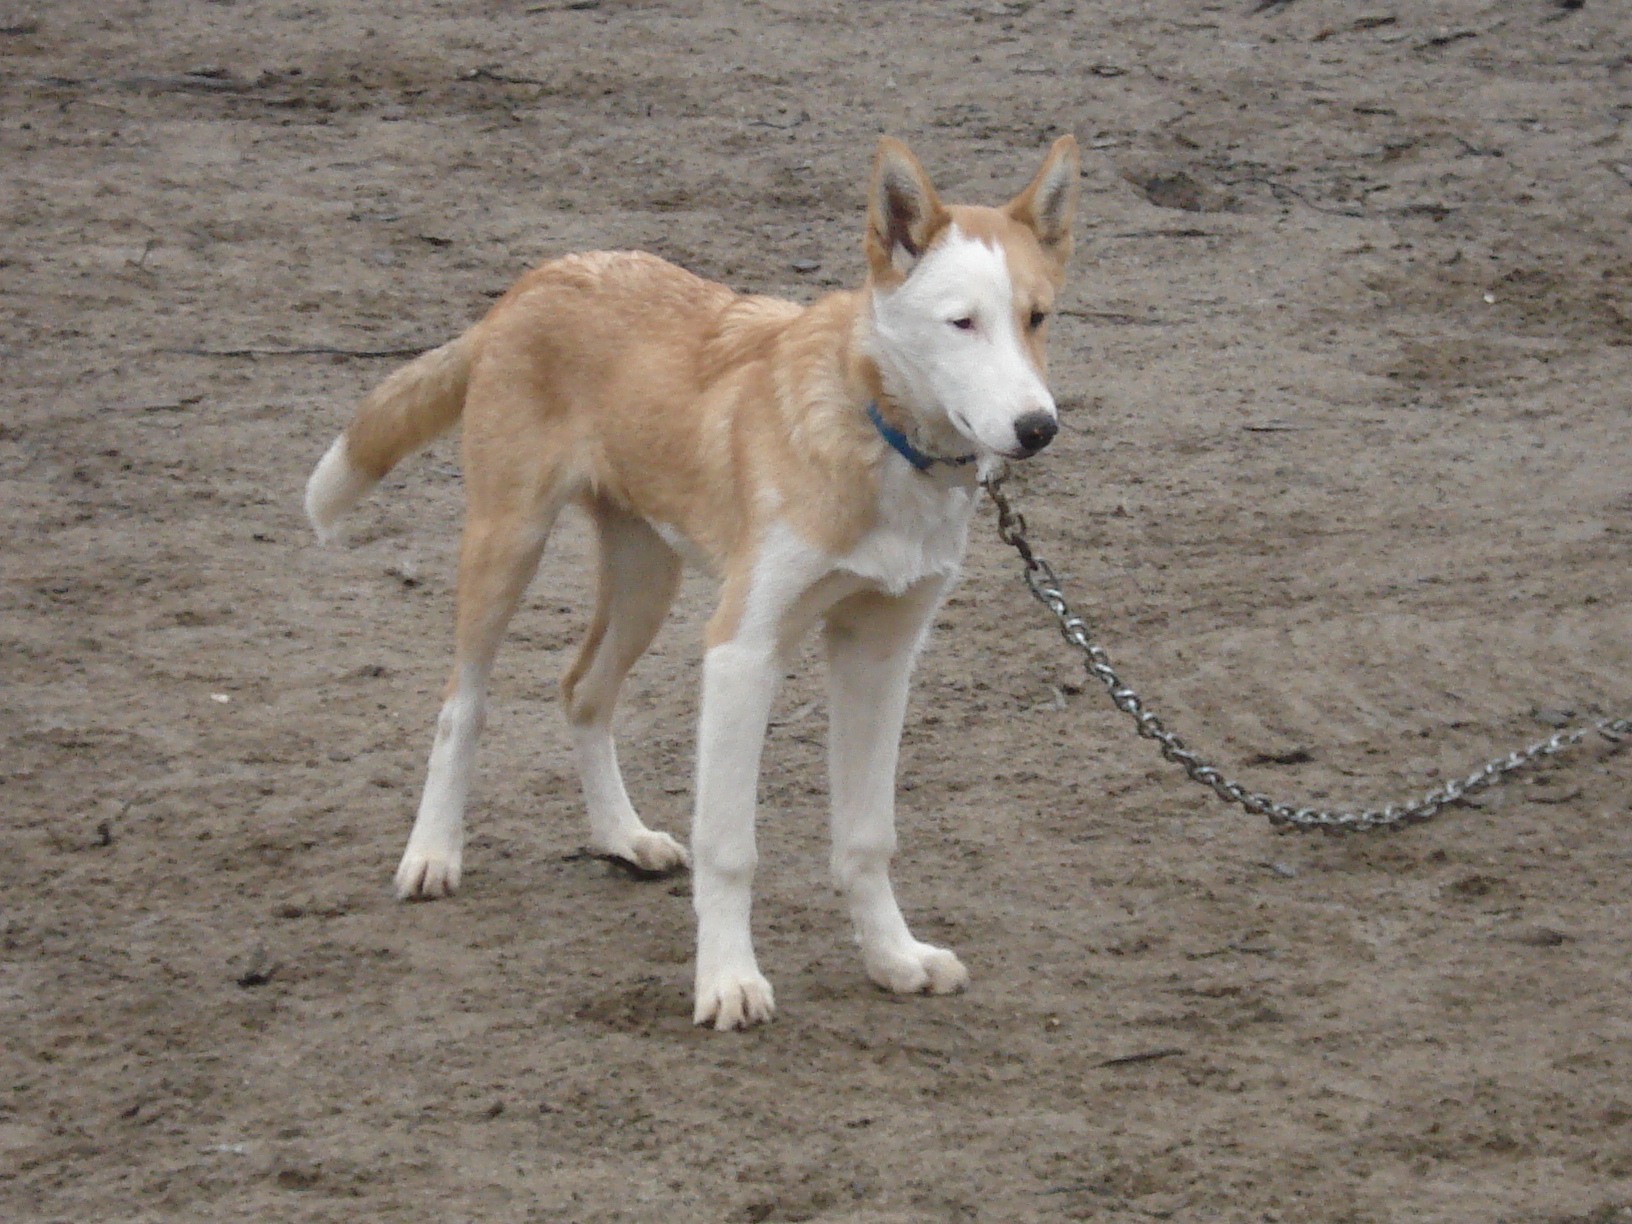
[866,137,948,282]
[1004,134,1081,265]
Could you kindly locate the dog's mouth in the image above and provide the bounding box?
[1004,435,1062,461]
[953,411,1059,461]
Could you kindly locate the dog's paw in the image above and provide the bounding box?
[866,942,969,996]
[395,848,461,900]
[694,972,776,1031]
[598,829,689,876]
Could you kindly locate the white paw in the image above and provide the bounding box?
[603,829,689,875]
[866,942,969,995]
[694,971,776,1031]
[394,847,461,900]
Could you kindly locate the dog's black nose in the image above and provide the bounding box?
[1012,411,1058,457]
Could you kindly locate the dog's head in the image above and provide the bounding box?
[863,134,1079,461]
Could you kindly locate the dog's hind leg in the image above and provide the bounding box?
[560,504,687,874]
[823,580,968,996]
[395,458,565,901]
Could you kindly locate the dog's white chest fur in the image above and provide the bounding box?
[834,461,978,595]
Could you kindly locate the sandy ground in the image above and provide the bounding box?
[5,1,1632,1221]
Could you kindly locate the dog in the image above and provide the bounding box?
[305,135,1079,1029]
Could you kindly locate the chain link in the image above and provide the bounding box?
[982,470,1631,833]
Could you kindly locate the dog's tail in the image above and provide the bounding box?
[304,331,477,543]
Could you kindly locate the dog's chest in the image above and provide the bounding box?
[834,467,977,595]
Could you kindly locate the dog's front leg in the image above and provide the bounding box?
[691,635,783,1029]
[824,580,969,996]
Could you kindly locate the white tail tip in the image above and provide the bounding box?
[304,435,376,545]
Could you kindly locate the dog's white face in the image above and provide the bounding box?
[862,136,1078,462]
[869,223,1058,460]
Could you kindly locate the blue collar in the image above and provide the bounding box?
[866,402,977,473]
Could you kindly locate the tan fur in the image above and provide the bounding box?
[865,137,953,287]
[344,333,476,480]
[329,250,900,647]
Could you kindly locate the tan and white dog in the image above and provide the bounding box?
[305,135,1079,1029]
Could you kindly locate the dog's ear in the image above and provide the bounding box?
[865,137,948,282]
[1004,134,1080,266]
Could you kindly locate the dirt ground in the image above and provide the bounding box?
[5,1,1632,1220]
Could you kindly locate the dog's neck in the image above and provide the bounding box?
[865,402,977,472]
[845,301,982,472]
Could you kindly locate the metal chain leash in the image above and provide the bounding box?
[981,470,1631,833]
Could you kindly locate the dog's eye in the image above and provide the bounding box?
[949,316,976,331]
[1028,309,1049,330]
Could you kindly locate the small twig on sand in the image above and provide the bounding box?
[1058,308,1178,326]
[561,847,686,882]
[108,395,204,413]
[1037,1181,1109,1196]
[1186,941,1277,959]
[461,66,547,85]
[163,345,431,358]
[1234,176,1367,218]
[1097,1047,1186,1068]
[750,110,808,130]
